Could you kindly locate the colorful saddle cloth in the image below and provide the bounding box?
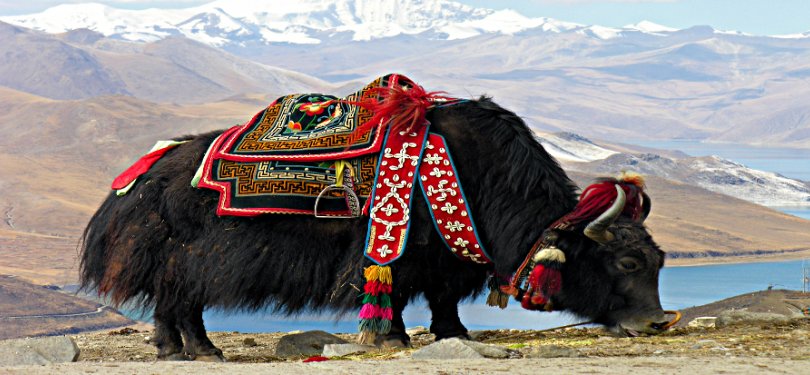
[194,74,407,217]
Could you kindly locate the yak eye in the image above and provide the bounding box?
[616,257,641,273]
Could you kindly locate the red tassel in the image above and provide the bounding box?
[342,76,453,146]
[527,264,562,308]
[532,265,562,296]
[521,290,534,310]
[363,280,393,296]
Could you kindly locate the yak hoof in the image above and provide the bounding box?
[376,336,411,349]
[193,354,226,362]
[158,352,190,361]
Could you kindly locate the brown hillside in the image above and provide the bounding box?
[0,275,133,340]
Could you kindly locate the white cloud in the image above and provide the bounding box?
[530,0,678,3]
[0,0,210,15]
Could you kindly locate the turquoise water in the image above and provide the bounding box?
[198,259,809,333]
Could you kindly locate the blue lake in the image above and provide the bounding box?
[198,259,810,333]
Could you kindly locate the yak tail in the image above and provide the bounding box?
[79,189,166,308]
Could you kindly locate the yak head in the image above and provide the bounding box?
[548,181,674,336]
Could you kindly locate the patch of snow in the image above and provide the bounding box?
[624,20,678,33]
[687,156,810,206]
[537,132,618,163]
[580,25,623,40]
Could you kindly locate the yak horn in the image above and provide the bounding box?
[584,185,626,244]
[640,191,652,223]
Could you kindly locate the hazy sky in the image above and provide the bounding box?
[0,0,807,36]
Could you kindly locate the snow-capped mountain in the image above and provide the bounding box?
[532,132,810,207]
[570,151,810,207]
[2,0,780,47]
[536,132,617,163]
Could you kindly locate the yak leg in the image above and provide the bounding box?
[178,303,225,362]
[152,303,186,360]
[425,290,469,341]
[374,293,411,348]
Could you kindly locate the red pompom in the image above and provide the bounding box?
[528,264,562,303]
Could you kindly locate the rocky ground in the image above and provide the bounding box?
[2,290,809,374]
[69,318,809,363]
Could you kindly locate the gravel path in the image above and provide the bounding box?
[0,357,807,375]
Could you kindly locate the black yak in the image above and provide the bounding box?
[81,89,673,361]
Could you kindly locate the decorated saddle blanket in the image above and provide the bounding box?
[193,74,406,217]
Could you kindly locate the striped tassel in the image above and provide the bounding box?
[358,265,393,338]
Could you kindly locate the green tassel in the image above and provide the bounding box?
[379,294,392,308]
[379,319,392,335]
[362,294,378,305]
[358,318,374,333]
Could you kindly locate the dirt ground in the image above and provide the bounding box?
[0,319,807,374]
[68,318,810,362]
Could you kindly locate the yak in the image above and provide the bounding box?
[80,91,673,361]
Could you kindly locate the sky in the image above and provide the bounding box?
[0,0,807,36]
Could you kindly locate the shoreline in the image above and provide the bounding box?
[664,249,810,267]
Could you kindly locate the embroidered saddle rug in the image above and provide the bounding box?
[194,74,405,217]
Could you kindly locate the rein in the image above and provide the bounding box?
[482,320,593,343]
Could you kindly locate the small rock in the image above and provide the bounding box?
[274,330,348,357]
[322,343,374,357]
[243,338,257,347]
[716,310,790,327]
[691,339,718,349]
[0,336,80,366]
[406,326,429,336]
[411,338,509,359]
[688,316,717,328]
[467,330,487,341]
[523,345,581,358]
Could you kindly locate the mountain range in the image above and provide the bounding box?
[2,0,810,147]
[3,0,756,47]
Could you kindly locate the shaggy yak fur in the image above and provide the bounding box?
[81,97,667,360]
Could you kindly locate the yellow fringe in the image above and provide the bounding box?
[378,266,392,285]
[364,265,380,281]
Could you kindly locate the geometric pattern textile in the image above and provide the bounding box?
[195,75,407,216]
